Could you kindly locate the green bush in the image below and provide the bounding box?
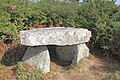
[0,0,120,55]
[76,1,120,52]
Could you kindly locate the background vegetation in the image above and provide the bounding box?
[0,0,120,80]
[0,0,120,56]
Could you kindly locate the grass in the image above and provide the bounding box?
[0,41,120,80]
[15,62,44,80]
[86,54,95,60]
[107,73,118,80]
[0,55,119,80]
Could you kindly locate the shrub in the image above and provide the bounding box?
[0,0,120,56]
[77,1,120,52]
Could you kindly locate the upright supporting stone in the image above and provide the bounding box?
[22,46,50,73]
[56,44,89,64]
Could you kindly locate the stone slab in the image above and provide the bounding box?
[22,46,50,73]
[20,27,91,46]
[56,43,89,64]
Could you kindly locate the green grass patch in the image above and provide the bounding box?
[15,62,44,80]
[107,73,118,80]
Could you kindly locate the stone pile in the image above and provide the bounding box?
[20,27,91,73]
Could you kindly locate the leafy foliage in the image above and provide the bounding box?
[77,1,120,51]
[0,0,120,54]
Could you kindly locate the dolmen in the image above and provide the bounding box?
[20,27,91,73]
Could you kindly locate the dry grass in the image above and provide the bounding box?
[46,54,120,80]
[0,41,120,80]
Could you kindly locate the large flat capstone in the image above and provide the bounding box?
[20,27,91,46]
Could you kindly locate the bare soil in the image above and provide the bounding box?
[0,41,120,80]
[48,55,120,80]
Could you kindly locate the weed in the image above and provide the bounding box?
[107,73,118,80]
[15,62,44,80]
[86,54,94,60]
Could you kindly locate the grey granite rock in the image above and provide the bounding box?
[56,43,90,64]
[22,46,50,73]
[20,27,91,46]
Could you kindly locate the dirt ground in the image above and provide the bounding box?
[0,41,120,80]
[48,54,120,80]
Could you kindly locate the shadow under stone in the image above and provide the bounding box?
[1,44,72,67]
[1,45,27,66]
[22,46,48,61]
[47,45,72,67]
